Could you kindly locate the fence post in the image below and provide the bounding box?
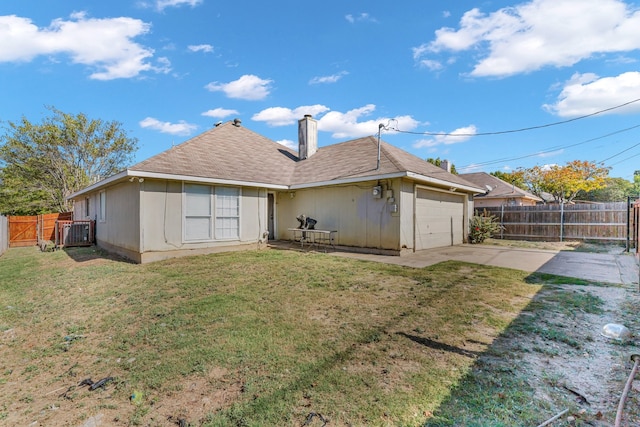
[500,204,504,239]
[627,196,631,252]
[560,203,564,242]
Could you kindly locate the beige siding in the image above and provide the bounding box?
[276,179,402,251]
[399,179,415,251]
[99,181,141,253]
[71,180,141,260]
[139,180,267,253]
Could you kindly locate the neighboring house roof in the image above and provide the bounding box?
[69,120,483,198]
[459,172,542,202]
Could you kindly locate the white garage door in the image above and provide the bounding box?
[415,188,465,250]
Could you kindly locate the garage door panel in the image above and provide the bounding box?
[415,189,464,250]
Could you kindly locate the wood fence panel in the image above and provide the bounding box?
[38,212,72,242]
[482,202,634,243]
[8,216,37,247]
[8,212,74,248]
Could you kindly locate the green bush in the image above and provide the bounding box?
[469,210,503,243]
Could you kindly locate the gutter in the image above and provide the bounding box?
[67,169,289,200]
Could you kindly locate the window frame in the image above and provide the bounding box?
[214,186,241,240]
[99,191,106,222]
[183,183,213,242]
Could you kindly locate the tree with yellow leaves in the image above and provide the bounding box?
[518,160,609,204]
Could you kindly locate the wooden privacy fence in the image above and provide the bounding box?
[8,212,72,248]
[482,202,637,245]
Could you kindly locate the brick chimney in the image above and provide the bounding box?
[441,159,451,173]
[298,115,317,160]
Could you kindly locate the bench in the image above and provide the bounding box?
[288,228,337,252]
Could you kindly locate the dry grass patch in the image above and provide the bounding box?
[3,245,622,426]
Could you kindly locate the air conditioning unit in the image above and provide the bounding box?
[63,223,90,246]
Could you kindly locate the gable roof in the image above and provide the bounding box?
[132,121,297,186]
[289,136,479,190]
[459,172,542,201]
[69,120,482,198]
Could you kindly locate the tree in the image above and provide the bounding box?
[575,177,633,202]
[518,160,609,204]
[0,107,138,215]
[426,157,458,174]
[490,170,527,190]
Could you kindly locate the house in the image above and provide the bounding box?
[68,116,483,263]
[459,172,542,208]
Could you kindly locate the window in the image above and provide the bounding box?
[85,197,90,218]
[215,187,240,239]
[184,184,212,241]
[99,191,106,222]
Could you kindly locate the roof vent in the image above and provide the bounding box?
[214,121,223,127]
[233,118,242,127]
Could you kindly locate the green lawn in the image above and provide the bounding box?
[0,246,603,426]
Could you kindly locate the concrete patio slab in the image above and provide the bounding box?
[327,244,639,286]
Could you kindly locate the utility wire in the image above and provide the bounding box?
[599,140,640,163]
[609,151,640,167]
[459,124,640,170]
[386,98,640,137]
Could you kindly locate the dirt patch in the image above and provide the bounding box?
[484,283,640,425]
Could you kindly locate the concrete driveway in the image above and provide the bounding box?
[331,244,639,286]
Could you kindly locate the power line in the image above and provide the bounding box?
[459,124,640,170]
[386,98,640,137]
[609,151,640,167]
[599,140,640,163]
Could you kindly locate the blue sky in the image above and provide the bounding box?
[2,0,640,180]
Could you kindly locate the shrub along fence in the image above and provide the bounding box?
[482,201,637,247]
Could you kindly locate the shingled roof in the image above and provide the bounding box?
[459,172,542,201]
[131,121,297,186]
[73,119,482,197]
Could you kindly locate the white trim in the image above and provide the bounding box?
[214,186,241,240]
[67,170,288,200]
[182,183,214,243]
[98,190,106,223]
[289,172,406,190]
[67,169,484,200]
[407,172,484,194]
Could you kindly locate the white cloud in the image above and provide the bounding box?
[544,72,640,117]
[0,13,162,80]
[146,0,202,12]
[188,44,213,53]
[414,0,640,77]
[309,71,349,84]
[318,105,419,139]
[139,117,198,136]
[252,105,330,126]
[276,139,296,150]
[417,59,443,72]
[413,125,477,148]
[345,13,378,24]
[201,108,239,119]
[253,104,419,139]
[205,74,273,100]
